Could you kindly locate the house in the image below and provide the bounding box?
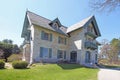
[21,11,101,66]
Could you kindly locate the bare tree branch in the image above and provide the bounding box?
[90,0,120,12]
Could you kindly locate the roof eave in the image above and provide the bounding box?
[32,23,69,37]
[21,13,27,38]
[21,11,32,38]
[66,27,83,33]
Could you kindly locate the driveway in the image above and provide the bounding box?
[98,69,120,80]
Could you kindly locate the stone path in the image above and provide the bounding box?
[98,69,120,80]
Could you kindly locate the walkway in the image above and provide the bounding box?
[98,69,120,80]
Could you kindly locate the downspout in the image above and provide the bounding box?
[27,13,34,64]
[30,25,34,64]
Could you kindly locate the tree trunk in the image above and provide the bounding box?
[5,57,8,62]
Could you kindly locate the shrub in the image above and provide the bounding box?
[0,60,5,69]
[12,61,28,69]
[8,54,22,62]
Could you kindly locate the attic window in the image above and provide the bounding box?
[53,23,59,29]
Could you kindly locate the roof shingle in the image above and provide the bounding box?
[67,16,93,33]
[27,11,68,36]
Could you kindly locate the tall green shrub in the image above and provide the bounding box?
[0,60,5,69]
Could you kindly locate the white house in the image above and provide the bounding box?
[21,11,101,66]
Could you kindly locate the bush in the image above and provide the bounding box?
[0,60,5,69]
[12,61,28,69]
[8,54,22,62]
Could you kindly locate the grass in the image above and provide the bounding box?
[0,63,98,80]
[101,64,120,68]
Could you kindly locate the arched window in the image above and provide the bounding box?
[53,23,59,29]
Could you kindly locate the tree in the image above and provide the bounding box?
[90,0,120,12]
[0,42,13,62]
[2,39,13,44]
[110,38,120,63]
[99,38,120,65]
[99,43,110,59]
[12,44,20,54]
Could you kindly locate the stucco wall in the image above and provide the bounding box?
[68,27,98,65]
[32,25,69,62]
[82,26,99,65]
[30,25,98,64]
[68,28,85,64]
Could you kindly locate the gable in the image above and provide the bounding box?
[21,13,31,38]
[21,11,68,37]
[87,22,97,36]
[67,16,101,37]
[84,16,101,37]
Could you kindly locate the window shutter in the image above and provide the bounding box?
[64,51,66,59]
[40,47,43,58]
[50,33,52,41]
[41,31,44,40]
[58,36,60,43]
[57,50,60,59]
[65,38,67,45]
[49,48,52,58]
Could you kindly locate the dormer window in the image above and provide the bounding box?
[53,23,59,29]
[49,18,62,29]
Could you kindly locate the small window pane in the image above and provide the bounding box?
[40,47,43,57]
[41,31,44,40]
[44,33,49,40]
[50,33,52,41]
[49,48,52,58]
[57,50,63,59]
[40,47,49,58]
[64,51,66,59]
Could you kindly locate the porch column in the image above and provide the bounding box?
[30,25,34,64]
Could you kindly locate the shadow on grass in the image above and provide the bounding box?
[0,68,6,70]
[57,63,83,70]
[13,68,30,70]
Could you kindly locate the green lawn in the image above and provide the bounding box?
[0,64,98,80]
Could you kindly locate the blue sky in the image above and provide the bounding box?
[0,0,120,46]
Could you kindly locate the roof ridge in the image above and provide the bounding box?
[26,10,68,29]
[27,10,51,21]
[67,15,94,33]
[70,15,94,27]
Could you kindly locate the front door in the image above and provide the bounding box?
[70,51,77,62]
[85,51,91,63]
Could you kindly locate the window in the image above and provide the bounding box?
[64,51,66,59]
[40,47,52,58]
[57,50,63,59]
[53,23,59,29]
[44,32,49,40]
[57,50,66,59]
[85,51,91,63]
[49,48,52,58]
[58,36,67,45]
[95,54,97,61]
[41,31,52,41]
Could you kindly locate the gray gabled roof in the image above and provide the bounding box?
[26,11,68,36]
[67,16,101,36]
[21,11,101,38]
[67,16,93,33]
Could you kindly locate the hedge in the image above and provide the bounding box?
[12,61,28,69]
